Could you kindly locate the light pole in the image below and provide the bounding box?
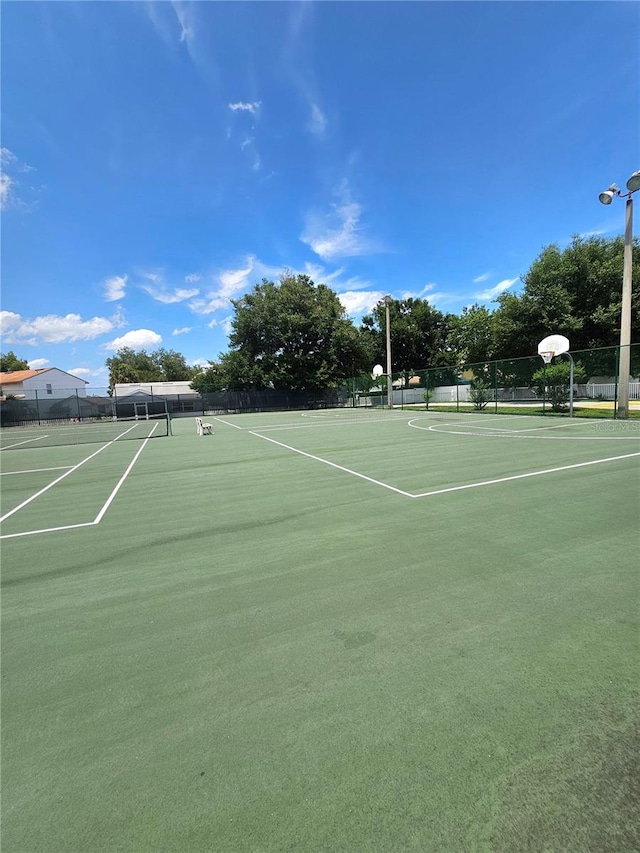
[384,295,393,409]
[599,169,640,419]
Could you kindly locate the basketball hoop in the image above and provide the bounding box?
[540,351,553,365]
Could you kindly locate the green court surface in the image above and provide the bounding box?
[2,411,639,852]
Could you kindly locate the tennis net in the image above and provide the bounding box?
[0,413,171,450]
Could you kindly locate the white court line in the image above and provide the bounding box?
[0,430,155,539]
[93,433,154,523]
[447,420,585,433]
[218,415,408,432]
[410,452,640,498]
[213,417,245,430]
[0,466,74,476]
[421,421,640,440]
[0,435,49,450]
[0,423,140,524]
[250,430,640,500]
[249,431,413,497]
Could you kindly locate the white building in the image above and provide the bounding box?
[113,381,197,397]
[0,368,88,399]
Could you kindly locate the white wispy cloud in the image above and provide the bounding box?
[308,103,327,136]
[303,262,371,292]
[185,273,201,283]
[190,257,290,316]
[171,0,194,43]
[1,147,34,172]
[143,285,200,304]
[28,358,50,369]
[139,272,199,303]
[338,291,386,317]
[475,278,518,301]
[0,173,14,211]
[0,148,17,167]
[301,181,374,260]
[70,366,110,383]
[1,310,121,345]
[103,274,127,302]
[104,329,163,351]
[473,272,490,284]
[207,316,234,336]
[228,101,261,114]
[0,148,37,211]
[399,283,437,300]
[172,327,192,336]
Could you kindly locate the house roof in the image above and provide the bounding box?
[0,369,49,383]
[0,368,88,384]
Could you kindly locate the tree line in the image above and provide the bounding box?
[3,235,638,393]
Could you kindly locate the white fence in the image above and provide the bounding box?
[586,382,640,400]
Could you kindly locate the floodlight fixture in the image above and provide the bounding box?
[626,170,640,193]
[598,184,618,205]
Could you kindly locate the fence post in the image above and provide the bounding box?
[75,389,81,420]
[35,389,41,425]
[493,361,498,413]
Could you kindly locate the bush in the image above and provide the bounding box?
[532,361,586,411]
[469,377,490,410]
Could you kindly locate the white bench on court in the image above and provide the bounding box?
[196,417,213,435]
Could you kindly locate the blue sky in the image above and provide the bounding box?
[1,1,638,388]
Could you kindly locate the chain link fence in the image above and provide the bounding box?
[1,344,638,427]
[352,344,640,416]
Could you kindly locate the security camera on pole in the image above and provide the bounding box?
[598,169,640,419]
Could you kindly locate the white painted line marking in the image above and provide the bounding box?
[0,435,48,450]
[93,431,155,523]
[0,430,156,539]
[410,452,640,497]
[0,522,97,540]
[411,420,640,440]
[249,431,413,497]
[251,430,640,500]
[0,424,139,524]
[213,417,245,430]
[0,466,74,476]
[218,415,409,432]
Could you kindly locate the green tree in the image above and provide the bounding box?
[492,235,640,359]
[448,304,496,366]
[0,351,30,372]
[532,360,587,412]
[152,349,198,382]
[106,347,196,391]
[360,297,454,375]
[223,273,370,390]
[189,362,228,394]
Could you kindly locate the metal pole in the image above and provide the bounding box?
[618,197,633,419]
[567,353,574,418]
[385,295,393,409]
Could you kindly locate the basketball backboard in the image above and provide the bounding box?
[538,334,570,361]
